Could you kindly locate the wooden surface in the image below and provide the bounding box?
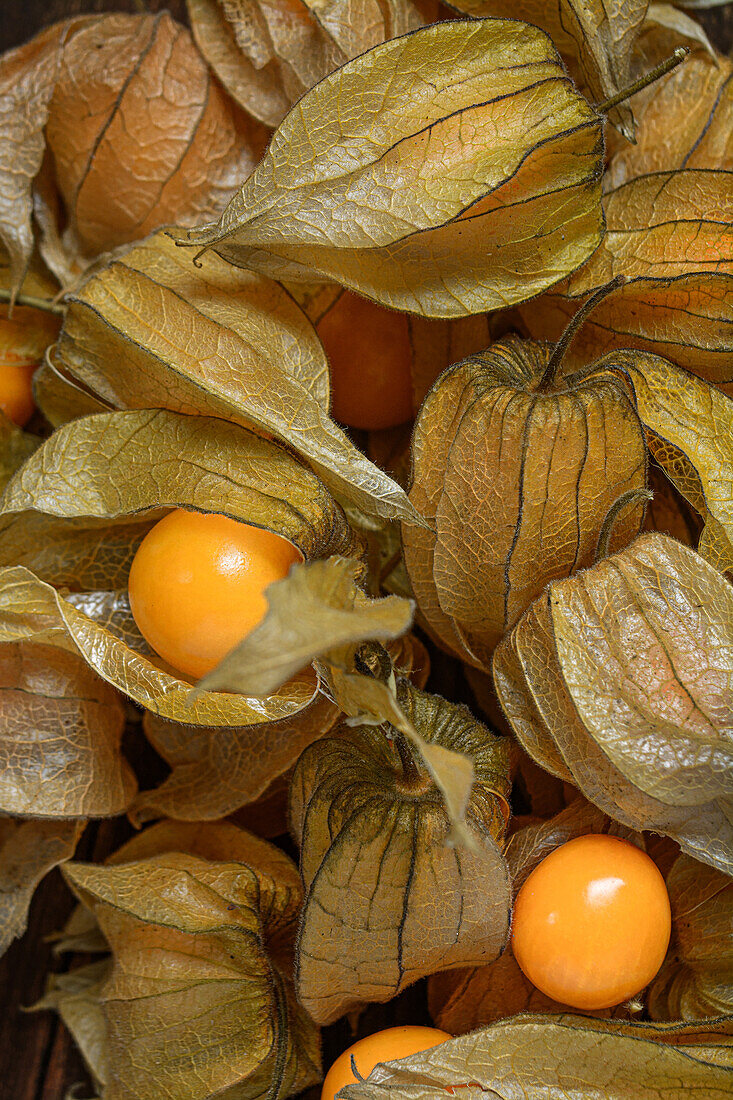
[1,1,731,1097]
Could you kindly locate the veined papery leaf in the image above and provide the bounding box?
[520,169,733,391]
[494,533,733,875]
[0,408,358,726]
[187,0,434,127]
[606,51,732,187]
[608,349,733,575]
[56,821,320,1100]
[403,334,648,670]
[0,13,267,292]
[290,684,511,1024]
[0,816,84,956]
[340,1014,733,1098]
[649,854,733,1021]
[171,19,604,317]
[444,0,648,138]
[53,231,421,524]
[33,960,110,1091]
[0,642,134,818]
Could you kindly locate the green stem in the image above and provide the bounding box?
[595,48,689,115]
[538,276,625,392]
[595,488,654,563]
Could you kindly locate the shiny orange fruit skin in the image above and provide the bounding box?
[317,291,414,431]
[322,1026,452,1100]
[0,361,36,427]
[511,834,671,1010]
[128,510,302,681]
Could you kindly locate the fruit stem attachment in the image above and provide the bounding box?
[595,47,689,115]
[595,488,653,563]
[0,288,65,317]
[355,640,422,786]
[538,276,625,392]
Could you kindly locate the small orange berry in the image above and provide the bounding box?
[511,833,671,1010]
[321,1026,451,1100]
[317,291,414,431]
[128,510,301,681]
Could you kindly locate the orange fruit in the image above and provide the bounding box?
[317,291,414,431]
[0,361,36,427]
[511,833,672,1010]
[128,509,301,681]
[322,1026,452,1100]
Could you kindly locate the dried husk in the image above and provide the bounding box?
[0,13,267,292]
[494,533,733,875]
[339,1014,733,1098]
[0,816,84,956]
[186,0,435,127]
[648,854,733,1020]
[520,169,733,391]
[48,821,320,1100]
[0,642,135,818]
[403,335,648,670]
[290,680,512,1025]
[0,407,358,726]
[170,19,605,317]
[443,0,649,138]
[52,231,419,524]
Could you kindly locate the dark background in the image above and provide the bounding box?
[1,2,731,1099]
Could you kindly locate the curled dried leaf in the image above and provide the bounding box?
[0,408,356,726]
[53,231,419,524]
[648,854,733,1020]
[0,642,135,818]
[340,1014,733,1099]
[444,0,649,138]
[494,533,733,874]
[57,821,319,1100]
[290,684,511,1024]
[403,335,648,669]
[520,169,733,391]
[171,19,604,317]
[187,0,432,126]
[200,556,413,696]
[0,816,84,956]
[0,13,267,291]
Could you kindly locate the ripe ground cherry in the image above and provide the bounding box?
[316,291,414,431]
[128,509,301,681]
[511,834,671,1010]
[322,1026,451,1100]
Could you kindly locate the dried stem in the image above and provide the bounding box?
[595,488,654,563]
[0,288,65,317]
[392,728,421,787]
[595,48,689,115]
[538,276,625,392]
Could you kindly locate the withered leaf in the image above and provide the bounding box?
[340,1014,733,1099]
[649,854,733,1020]
[0,13,267,291]
[443,0,648,139]
[609,349,733,575]
[54,231,419,523]
[171,19,604,317]
[131,689,339,826]
[606,53,732,185]
[187,0,432,127]
[59,821,320,1100]
[0,408,356,725]
[290,686,511,1024]
[0,642,135,818]
[33,960,110,1092]
[494,533,733,875]
[200,556,413,696]
[520,169,733,391]
[403,335,648,669]
[0,816,84,956]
